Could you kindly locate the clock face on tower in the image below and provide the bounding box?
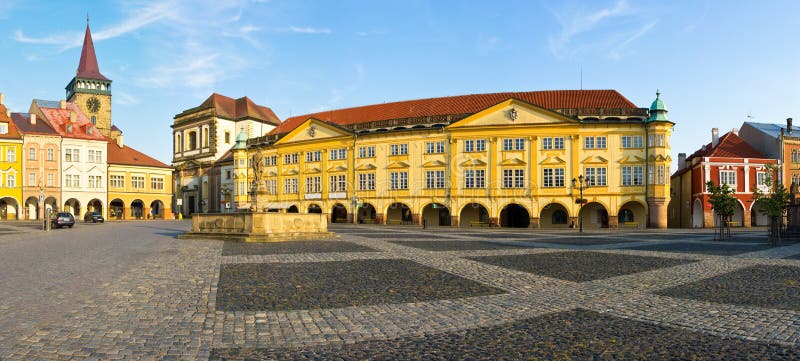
[86,97,101,113]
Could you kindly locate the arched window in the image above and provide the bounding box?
[175,134,182,153]
[188,131,197,150]
[91,116,97,125]
[203,129,209,147]
[552,210,567,224]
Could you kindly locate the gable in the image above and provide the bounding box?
[386,161,409,169]
[540,156,566,165]
[422,160,448,168]
[459,158,487,167]
[582,155,608,164]
[619,155,646,164]
[327,165,348,172]
[500,158,526,166]
[356,163,377,171]
[448,99,576,129]
[274,118,351,145]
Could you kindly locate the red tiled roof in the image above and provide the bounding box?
[195,93,280,125]
[688,132,767,160]
[37,101,108,141]
[271,89,638,135]
[0,105,22,140]
[107,141,170,168]
[10,112,58,135]
[76,24,108,80]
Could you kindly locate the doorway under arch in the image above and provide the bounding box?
[692,198,704,228]
[422,203,450,227]
[357,203,377,223]
[88,199,103,217]
[459,203,489,227]
[0,197,18,220]
[25,197,38,220]
[579,202,609,229]
[131,199,144,219]
[619,201,646,228]
[307,204,322,214]
[287,205,299,213]
[110,199,125,219]
[386,202,412,224]
[499,203,530,228]
[44,196,58,217]
[331,203,348,222]
[751,200,769,226]
[150,200,165,219]
[540,203,569,228]
[64,198,81,218]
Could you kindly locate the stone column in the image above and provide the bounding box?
[412,213,421,225]
[489,217,499,227]
[450,215,460,227]
[703,210,715,228]
[569,216,578,229]
[529,217,539,229]
[743,207,752,228]
[647,198,668,229]
[608,216,619,229]
[375,213,385,225]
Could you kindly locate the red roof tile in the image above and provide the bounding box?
[37,101,108,141]
[271,89,638,135]
[107,141,170,168]
[10,112,58,135]
[76,24,108,81]
[687,132,767,160]
[194,93,280,125]
[0,105,22,140]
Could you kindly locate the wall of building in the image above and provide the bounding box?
[20,134,61,219]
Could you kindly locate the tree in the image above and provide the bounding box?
[752,165,790,245]
[706,181,737,240]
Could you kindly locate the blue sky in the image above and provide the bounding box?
[1,0,798,168]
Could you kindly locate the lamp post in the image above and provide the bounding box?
[572,174,587,233]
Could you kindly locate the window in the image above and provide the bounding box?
[719,170,736,189]
[464,169,485,188]
[390,172,408,190]
[110,175,124,188]
[306,151,321,162]
[464,139,486,152]
[28,173,36,187]
[426,141,445,154]
[131,176,145,189]
[29,148,36,161]
[47,149,54,161]
[88,175,102,188]
[584,137,595,149]
[621,166,644,186]
[203,130,209,148]
[65,149,79,162]
[792,174,800,187]
[358,146,375,158]
[95,150,103,163]
[584,136,607,149]
[264,155,277,166]
[88,150,95,163]
[91,115,97,125]
[657,134,665,146]
[596,136,607,149]
[151,177,164,190]
[358,173,375,191]
[284,178,298,194]
[657,165,665,184]
[502,138,525,151]
[621,135,643,148]
[266,179,277,194]
[188,131,197,150]
[425,170,446,189]
[390,144,408,155]
[225,132,231,144]
[6,173,14,187]
[329,175,347,192]
[283,153,299,164]
[65,174,79,187]
[502,169,525,188]
[238,181,246,196]
[306,176,321,193]
[542,168,565,188]
[648,165,655,184]
[584,167,607,186]
[0,123,7,134]
[66,125,72,133]
[47,173,54,187]
[6,149,15,162]
[542,137,565,150]
[793,150,800,164]
[87,126,93,135]
[329,148,347,160]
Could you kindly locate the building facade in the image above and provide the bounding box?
[107,136,173,219]
[668,129,777,228]
[227,90,673,228]
[0,97,23,219]
[739,119,800,187]
[11,112,61,220]
[172,94,280,216]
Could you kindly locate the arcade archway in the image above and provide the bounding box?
[459,203,489,227]
[357,203,377,223]
[331,203,348,222]
[386,202,412,224]
[422,203,450,227]
[540,203,569,228]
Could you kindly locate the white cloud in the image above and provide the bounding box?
[547,0,653,59]
[114,91,139,105]
[281,26,331,34]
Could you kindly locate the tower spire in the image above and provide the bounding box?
[76,19,108,81]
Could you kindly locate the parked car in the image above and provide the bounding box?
[83,211,105,223]
[51,212,75,228]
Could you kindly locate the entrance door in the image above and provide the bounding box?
[188,196,196,214]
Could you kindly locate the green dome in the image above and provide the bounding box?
[233,129,248,150]
[648,91,669,122]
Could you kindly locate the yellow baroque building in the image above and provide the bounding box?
[0,98,23,219]
[232,90,674,229]
[107,137,174,219]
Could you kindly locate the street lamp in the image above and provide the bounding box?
[572,174,587,233]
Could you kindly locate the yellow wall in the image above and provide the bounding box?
[237,101,673,228]
[0,141,23,219]
[107,164,173,219]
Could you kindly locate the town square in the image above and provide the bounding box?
[1,0,799,360]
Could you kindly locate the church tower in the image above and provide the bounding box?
[65,18,113,137]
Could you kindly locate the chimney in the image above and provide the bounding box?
[788,118,793,134]
[732,128,739,136]
[0,92,4,105]
[59,100,66,109]
[116,134,124,148]
[678,153,686,170]
[69,111,76,123]
[30,113,36,125]
[712,128,719,148]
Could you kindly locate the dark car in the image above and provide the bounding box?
[51,212,75,228]
[83,211,105,223]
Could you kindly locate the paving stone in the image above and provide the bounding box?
[467,251,694,282]
[626,242,773,255]
[209,309,800,360]
[215,259,505,312]
[388,240,529,251]
[221,240,376,256]
[533,236,638,245]
[348,233,452,240]
[657,265,800,310]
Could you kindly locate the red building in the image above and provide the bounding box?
[669,128,778,228]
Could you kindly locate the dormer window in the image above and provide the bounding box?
[66,125,72,133]
[87,126,93,135]
[0,123,7,134]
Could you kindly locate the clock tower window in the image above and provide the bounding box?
[91,116,96,125]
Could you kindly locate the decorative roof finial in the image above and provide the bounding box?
[86,13,90,25]
[656,89,660,98]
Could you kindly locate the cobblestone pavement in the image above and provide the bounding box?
[0,222,799,360]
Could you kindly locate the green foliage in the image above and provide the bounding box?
[706,181,737,218]
[752,167,790,218]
